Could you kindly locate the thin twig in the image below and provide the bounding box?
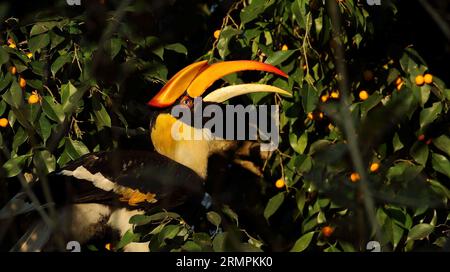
[418,0,450,41]
[326,0,384,248]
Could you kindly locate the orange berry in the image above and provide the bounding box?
[370,163,380,173]
[321,226,334,237]
[350,172,360,183]
[359,90,369,101]
[213,30,221,39]
[418,134,425,141]
[395,77,403,86]
[424,74,433,84]
[9,66,17,75]
[307,112,314,120]
[396,82,404,91]
[330,91,340,99]
[319,112,324,119]
[28,93,40,104]
[19,77,26,89]
[415,75,424,86]
[275,178,285,189]
[281,44,289,51]
[321,94,329,103]
[0,118,9,127]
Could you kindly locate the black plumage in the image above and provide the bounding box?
[34,150,205,210]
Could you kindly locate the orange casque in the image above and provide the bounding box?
[147,60,288,108]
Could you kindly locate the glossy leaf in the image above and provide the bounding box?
[290,232,314,252]
[264,192,285,220]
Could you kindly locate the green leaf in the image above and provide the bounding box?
[182,241,202,252]
[109,38,122,59]
[37,115,52,144]
[324,244,341,252]
[265,50,295,66]
[152,46,164,60]
[60,82,78,113]
[339,241,356,252]
[387,162,423,182]
[65,138,90,160]
[290,132,307,154]
[409,143,428,165]
[129,214,156,226]
[432,135,450,157]
[428,179,450,200]
[12,127,28,152]
[391,221,404,249]
[51,54,72,77]
[165,43,187,56]
[434,237,448,248]
[300,85,318,114]
[0,46,9,66]
[222,205,239,226]
[2,80,23,109]
[240,0,267,25]
[116,229,140,250]
[290,232,314,252]
[92,97,111,129]
[264,192,285,220]
[417,85,431,107]
[419,102,442,128]
[399,50,419,74]
[28,33,50,53]
[49,31,65,49]
[42,96,65,123]
[30,61,45,77]
[360,92,382,118]
[0,100,6,116]
[212,232,226,252]
[296,190,306,215]
[2,155,28,178]
[292,0,307,29]
[206,211,222,227]
[393,133,404,152]
[407,223,434,241]
[130,212,180,226]
[159,225,180,242]
[0,73,12,92]
[217,27,241,59]
[431,153,450,178]
[33,150,56,175]
[30,21,58,36]
[26,79,43,91]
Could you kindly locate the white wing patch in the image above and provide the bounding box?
[60,166,115,192]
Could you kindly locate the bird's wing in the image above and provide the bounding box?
[36,150,205,210]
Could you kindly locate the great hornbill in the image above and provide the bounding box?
[1,60,291,252]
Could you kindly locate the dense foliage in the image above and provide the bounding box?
[0,0,449,252]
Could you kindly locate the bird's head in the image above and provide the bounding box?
[147,60,291,178]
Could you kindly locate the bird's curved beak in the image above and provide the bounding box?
[147,60,292,107]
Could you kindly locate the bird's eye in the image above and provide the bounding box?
[180,96,193,108]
